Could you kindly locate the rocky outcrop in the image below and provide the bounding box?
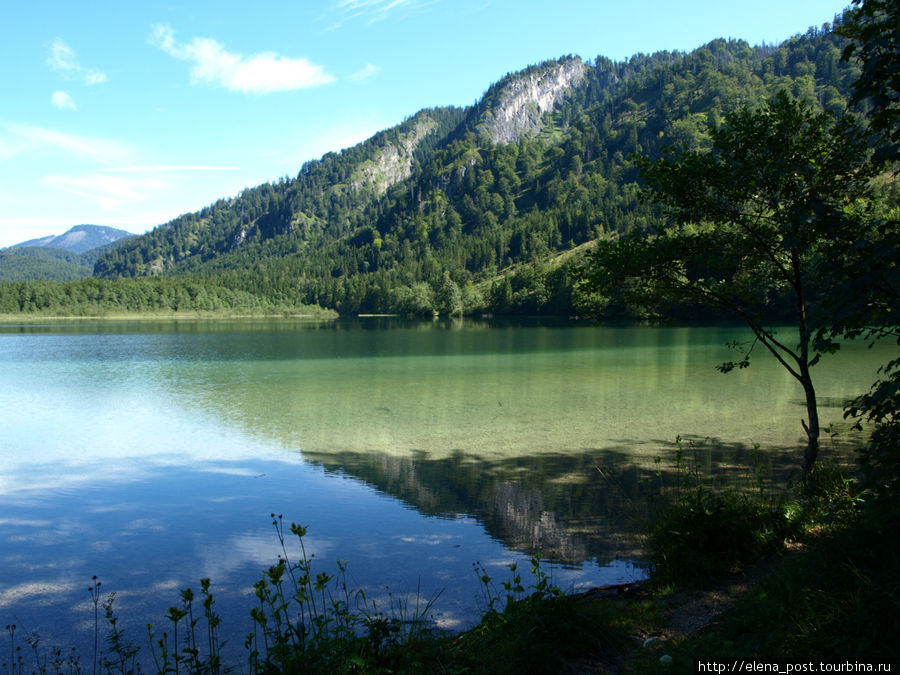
[478,58,587,144]
[350,116,438,196]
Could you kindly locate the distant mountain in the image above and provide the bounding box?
[1,225,135,282]
[13,224,135,254]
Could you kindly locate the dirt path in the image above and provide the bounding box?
[565,552,789,672]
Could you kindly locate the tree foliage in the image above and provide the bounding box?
[580,92,877,477]
[834,0,900,492]
[0,276,331,317]
[0,247,94,282]
[839,0,900,159]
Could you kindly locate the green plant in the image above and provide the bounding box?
[652,486,900,664]
[244,514,443,673]
[798,461,866,528]
[646,442,798,586]
[457,556,626,673]
[99,593,139,675]
[146,578,221,675]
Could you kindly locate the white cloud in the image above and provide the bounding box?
[149,24,334,94]
[51,91,77,110]
[47,38,107,85]
[350,63,382,80]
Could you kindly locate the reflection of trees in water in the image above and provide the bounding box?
[303,448,639,564]
[302,435,856,566]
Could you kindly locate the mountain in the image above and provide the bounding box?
[0,225,135,282]
[13,224,135,254]
[79,21,867,317]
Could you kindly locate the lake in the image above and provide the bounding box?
[0,318,888,663]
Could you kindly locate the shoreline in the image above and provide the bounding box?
[0,310,339,323]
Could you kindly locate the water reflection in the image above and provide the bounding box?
[299,433,843,568]
[0,319,889,662]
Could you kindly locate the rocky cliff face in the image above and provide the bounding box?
[478,58,587,144]
[350,115,438,196]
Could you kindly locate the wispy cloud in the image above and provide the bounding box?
[51,91,77,110]
[0,138,17,162]
[103,165,239,173]
[31,164,240,215]
[43,173,152,210]
[41,165,238,211]
[149,24,334,95]
[47,38,107,85]
[350,63,382,80]
[2,124,133,165]
[329,0,438,28]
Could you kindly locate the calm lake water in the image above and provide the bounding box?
[0,318,889,662]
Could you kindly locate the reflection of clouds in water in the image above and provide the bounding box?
[198,466,265,477]
[123,518,166,532]
[4,517,95,547]
[195,530,336,582]
[0,363,298,497]
[0,518,53,527]
[0,450,299,499]
[87,503,138,514]
[152,579,184,592]
[479,556,521,571]
[1,462,151,498]
[394,533,461,545]
[0,581,80,608]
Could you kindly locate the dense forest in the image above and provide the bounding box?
[0,246,94,282]
[3,12,892,318]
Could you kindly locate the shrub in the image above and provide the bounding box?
[647,486,796,585]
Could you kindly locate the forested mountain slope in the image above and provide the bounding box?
[89,21,859,317]
[0,247,93,282]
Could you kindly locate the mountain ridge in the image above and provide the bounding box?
[12,224,135,254]
[1,225,135,282]
[80,21,868,318]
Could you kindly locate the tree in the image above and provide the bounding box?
[433,270,463,316]
[839,0,900,160]
[834,0,900,491]
[580,91,876,478]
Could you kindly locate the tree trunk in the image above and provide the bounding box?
[794,250,820,480]
[799,362,820,479]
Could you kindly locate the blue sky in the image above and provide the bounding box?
[0,0,850,248]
